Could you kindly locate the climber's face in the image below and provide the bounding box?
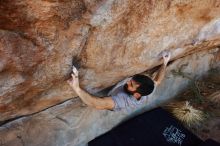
[123,79,140,95]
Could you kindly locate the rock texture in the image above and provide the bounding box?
[0,0,220,145]
[1,0,220,122]
[0,50,219,146]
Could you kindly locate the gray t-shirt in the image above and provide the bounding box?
[108,77,149,111]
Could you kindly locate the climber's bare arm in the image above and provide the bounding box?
[153,51,171,86]
[72,86,114,110]
[153,64,167,86]
[67,67,114,110]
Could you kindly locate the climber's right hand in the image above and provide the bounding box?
[162,51,171,66]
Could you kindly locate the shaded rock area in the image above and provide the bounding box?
[0,0,220,146]
[0,50,219,146]
[165,67,220,142]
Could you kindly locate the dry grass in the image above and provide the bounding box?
[209,91,220,106]
[165,101,205,127]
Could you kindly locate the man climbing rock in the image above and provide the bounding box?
[67,51,171,111]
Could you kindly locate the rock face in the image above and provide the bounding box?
[0,50,219,146]
[0,0,220,145]
[1,0,220,122]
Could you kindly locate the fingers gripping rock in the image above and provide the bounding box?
[162,51,171,65]
[158,50,171,65]
[162,51,171,60]
[72,65,79,77]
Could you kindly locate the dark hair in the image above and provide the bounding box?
[132,74,155,96]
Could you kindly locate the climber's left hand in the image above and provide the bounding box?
[67,66,80,90]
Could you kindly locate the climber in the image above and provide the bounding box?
[67,51,171,111]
